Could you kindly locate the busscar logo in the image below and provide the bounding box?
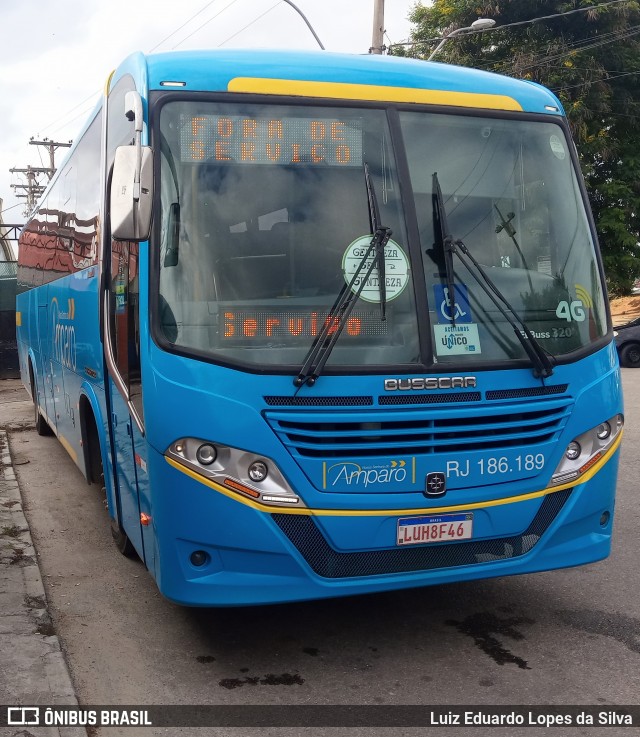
[384,377,477,391]
[7,707,40,726]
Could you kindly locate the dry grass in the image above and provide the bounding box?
[610,295,640,326]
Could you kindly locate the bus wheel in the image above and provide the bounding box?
[110,517,137,558]
[31,377,52,436]
[87,414,137,559]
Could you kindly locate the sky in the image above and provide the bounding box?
[0,0,418,229]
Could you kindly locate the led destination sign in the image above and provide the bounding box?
[222,308,388,343]
[181,115,363,166]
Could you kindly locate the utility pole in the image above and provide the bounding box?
[29,137,72,174]
[370,0,385,54]
[9,166,50,217]
[9,137,72,217]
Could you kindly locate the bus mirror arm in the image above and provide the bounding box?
[111,91,152,241]
[124,90,145,208]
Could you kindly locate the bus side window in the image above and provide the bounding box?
[109,241,142,416]
[106,74,143,418]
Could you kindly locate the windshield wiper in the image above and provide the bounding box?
[365,163,388,321]
[294,164,392,387]
[432,172,555,379]
[432,173,458,326]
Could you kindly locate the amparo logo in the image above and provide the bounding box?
[323,459,414,489]
[51,297,77,371]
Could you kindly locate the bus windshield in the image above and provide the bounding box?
[400,111,607,366]
[156,100,607,370]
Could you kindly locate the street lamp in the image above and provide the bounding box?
[427,18,496,61]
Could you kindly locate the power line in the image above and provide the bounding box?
[471,20,640,77]
[31,0,258,139]
[391,0,635,50]
[472,22,640,73]
[506,25,640,73]
[218,1,281,46]
[39,91,100,137]
[553,68,640,92]
[171,0,242,49]
[579,105,640,118]
[482,0,633,33]
[50,103,98,137]
[0,201,25,216]
[149,0,221,51]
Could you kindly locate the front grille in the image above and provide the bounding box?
[486,385,569,401]
[265,398,572,458]
[379,392,481,405]
[264,396,373,407]
[272,489,571,578]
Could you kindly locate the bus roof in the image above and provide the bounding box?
[113,49,564,117]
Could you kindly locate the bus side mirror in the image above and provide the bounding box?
[111,145,153,241]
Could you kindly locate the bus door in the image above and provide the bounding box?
[106,240,147,562]
[36,291,56,431]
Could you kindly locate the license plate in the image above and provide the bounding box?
[397,513,473,546]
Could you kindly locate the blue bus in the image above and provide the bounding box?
[16,49,623,606]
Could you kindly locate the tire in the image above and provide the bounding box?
[110,517,137,558]
[86,412,137,559]
[620,342,640,368]
[31,376,53,436]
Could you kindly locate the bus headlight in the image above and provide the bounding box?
[196,443,217,465]
[165,438,304,508]
[550,414,623,487]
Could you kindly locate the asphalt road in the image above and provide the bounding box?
[6,370,640,737]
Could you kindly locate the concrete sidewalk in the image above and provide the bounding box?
[0,379,84,737]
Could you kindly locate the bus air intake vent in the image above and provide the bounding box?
[379,392,481,405]
[265,398,572,458]
[271,489,570,579]
[486,385,569,401]
[264,396,373,407]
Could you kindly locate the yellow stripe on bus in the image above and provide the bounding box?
[58,433,78,464]
[165,431,621,517]
[227,77,523,111]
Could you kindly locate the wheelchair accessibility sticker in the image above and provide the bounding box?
[433,284,472,323]
[432,285,481,355]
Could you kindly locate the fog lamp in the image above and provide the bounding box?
[248,460,268,482]
[190,550,209,567]
[565,441,581,461]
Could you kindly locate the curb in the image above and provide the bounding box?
[0,428,85,737]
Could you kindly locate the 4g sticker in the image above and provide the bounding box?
[556,300,586,322]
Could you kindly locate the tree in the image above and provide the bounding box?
[394,0,640,295]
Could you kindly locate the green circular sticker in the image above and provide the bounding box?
[342,235,410,303]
